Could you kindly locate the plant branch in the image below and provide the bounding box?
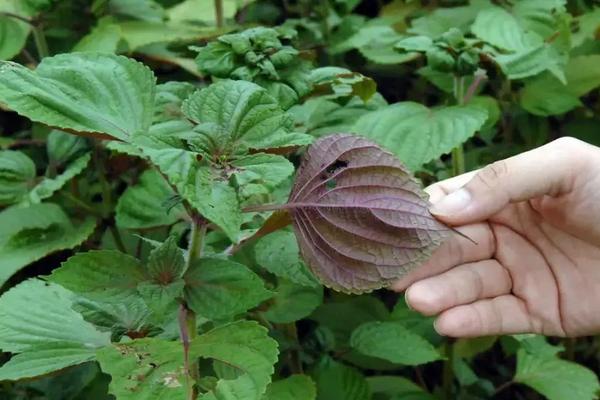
[178,305,198,400]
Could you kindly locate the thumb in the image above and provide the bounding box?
[429,137,585,225]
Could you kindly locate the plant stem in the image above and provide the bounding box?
[109,225,127,253]
[186,218,207,269]
[451,76,466,176]
[214,0,224,28]
[451,146,466,176]
[565,338,576,361]
[442,340,455,400]
[32,24,49,59]
[284,323,303,374]
[180,217,207,399]
[0,11,32,24]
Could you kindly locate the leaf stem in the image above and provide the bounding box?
[493,380,514,397]
[32,24,49,59]
[0,11,32,24]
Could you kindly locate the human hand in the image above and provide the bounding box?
[393,137,600,337]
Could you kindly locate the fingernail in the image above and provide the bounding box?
[429,188,471,216]
[404,290,414,311]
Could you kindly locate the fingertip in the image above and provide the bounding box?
[405,282,442,316]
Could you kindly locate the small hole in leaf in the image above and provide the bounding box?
[326,159,349,174]
[326,179,337,190]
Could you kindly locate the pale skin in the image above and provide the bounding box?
[392,137,600,338]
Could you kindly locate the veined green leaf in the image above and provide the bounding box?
[314,357,370,400]
[48,250,146,302]
[96,338,187,400]
[521,55,600,116]
[183,257,272,320]
[0,150,36,206]
[182,80,312,155]
[254,231,320,288]
[231,153,294,198]
[0,279,110,353]
[0,342,97,381]
[0,53,156,141]
[47,130,89,165]
[26,153,91,204]
[352,102,487,170]
[263,279,323,324]
[142,147,241,241]
[0,203,96,287]
[72,17,122,53]
[190,320,279,400]
[262,375,317,400]
[0,13,29,60]
[116,169,186,230]
[515,349,600,400]
[350,321,441,365]
[367,376,436,400]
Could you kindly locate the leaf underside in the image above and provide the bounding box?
[287,134,449,293]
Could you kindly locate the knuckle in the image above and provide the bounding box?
[475,160,509,189]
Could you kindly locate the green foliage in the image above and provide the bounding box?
[1,1,600,399]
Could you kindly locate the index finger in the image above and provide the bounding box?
[425,171,477,203]
[391,222,495,291]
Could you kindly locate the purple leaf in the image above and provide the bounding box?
[287,134,449,293]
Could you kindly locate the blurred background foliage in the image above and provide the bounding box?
[1,0,600,399]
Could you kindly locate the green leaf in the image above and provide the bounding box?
[231,154,294,198]
[263,279,323,324]
[142,148,241,241]
[0,279,110,353]
[262,375,317,400]
[118,20,218,51]
[0,342,97,381]
[311,296,389,345]
[515,349,600,400]
[116,169,186,230]
[0,12,29,60]
[109,0,165,22]
[521,55,600,116]
[0,150,36,206]
[352,102,487,170]
[47,130,89,165]
[572,7,600,48]
[73,17,122,53]
[314,357,370,400]
[408,1,486,38]
[184,257,272,320]
[96,338,187,400]
[190,320,279,400]
[367,376,436,400]
[73,296,153,336]
[0,53,156,141]
[0,203,96,287]
[472,6,541,52]
[147,236,186,284]
[254,231,319,287]
[454,336,497,359]
[168,0,245,25]
[26,153,91,204]
[182,80,312,155]
[350,321,441,365]
[154,81,197,123]
[48,250,146,301]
